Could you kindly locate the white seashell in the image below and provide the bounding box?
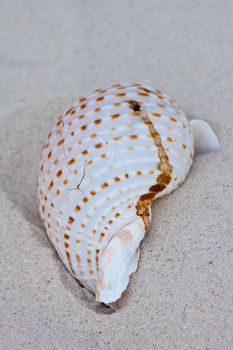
[37,83,219,304]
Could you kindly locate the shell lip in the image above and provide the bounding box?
[95,216,145,304]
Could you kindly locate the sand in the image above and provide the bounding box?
[1,0,233,349]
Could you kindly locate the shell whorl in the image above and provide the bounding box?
[38,83,194,302]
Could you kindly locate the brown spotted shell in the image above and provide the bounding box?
[37,83,194,303]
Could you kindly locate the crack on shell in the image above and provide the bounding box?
[67,158,87,193]
[136,111,173,230]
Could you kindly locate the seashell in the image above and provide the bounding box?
[37,83,219,304]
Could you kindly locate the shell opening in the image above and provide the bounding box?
[96,217,145,304]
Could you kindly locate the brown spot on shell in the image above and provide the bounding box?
[167,137,173,142]
[138,92,149,96]
[64,234,70,240]
[94,119,102,125]
[81,125,87,131]
[116,92,126,97]
[152,113,162,117]
[68,158,76,165]
[95,142,103,149]
[111,113,120,119]
[57,139,65,146]
[48,180,54,191]
[96,96,104,102]
[75,205,81,212]
[65,108,75,116]
[68,216,75,225]
[114,177,120,182]
[101,182,109,189]
[129,134,138,139]
[48,151,52,159]
[170,117,177,122]
[98,233,105,243]
[96,249,100,267]
[82,150,88,155]
[90,190,97,196]
[56,169,62,177]
[79,97,86,103]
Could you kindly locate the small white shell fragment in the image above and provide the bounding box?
[37,83,217,305]
[190,119,219,155]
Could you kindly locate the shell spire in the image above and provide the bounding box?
[37,83,218,305]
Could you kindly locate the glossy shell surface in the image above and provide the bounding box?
[38,83,194,299]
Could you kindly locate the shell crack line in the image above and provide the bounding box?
[135,110,173,231]
[67,158,87,193]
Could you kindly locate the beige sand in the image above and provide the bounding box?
[1,0,233,349]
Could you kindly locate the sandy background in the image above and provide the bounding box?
[1,0,233,349]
